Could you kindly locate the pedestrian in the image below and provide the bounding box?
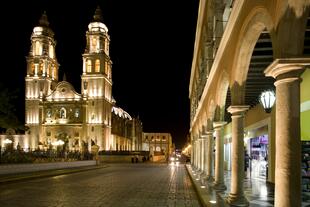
[244,150,251,178]
[135,155,138,163]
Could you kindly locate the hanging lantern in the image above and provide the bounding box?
[259,90,276,113]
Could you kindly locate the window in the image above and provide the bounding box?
[49,44,54,58]
[87,60,92,73]
[83,81,88,90]
[75,109,80,118]
[35,41,42,56]
[95,59,100,72]
[105,62,108,75]
[60,108,66,119]
[92,37,97,50]
[46,109,52,118]
[31,64,35,75]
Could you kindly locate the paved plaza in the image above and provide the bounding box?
[0,163,201,207]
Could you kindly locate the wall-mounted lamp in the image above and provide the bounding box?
[259,90,276,113]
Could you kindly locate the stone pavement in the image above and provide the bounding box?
[186,164,310,207]
[0,163,202,207]
[0,164,107,184]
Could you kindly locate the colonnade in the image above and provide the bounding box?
[190,59,309,206]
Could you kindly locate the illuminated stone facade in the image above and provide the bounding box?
[25,8,113,151]
[189,0,310,206]
[142,133,173,158]
[111,105,143,151]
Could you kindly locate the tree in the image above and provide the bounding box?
[0,84,23,131]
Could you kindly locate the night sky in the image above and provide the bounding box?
[0,0,199,148]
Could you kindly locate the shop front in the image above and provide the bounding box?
[247,134,268,180]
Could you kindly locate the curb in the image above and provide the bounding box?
[0,165,108,184]
[185,164,227,207]
[185,164,208,207]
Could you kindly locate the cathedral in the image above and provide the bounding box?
[25,7,131,152]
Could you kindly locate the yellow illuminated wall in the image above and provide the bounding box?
[301,70,310,140]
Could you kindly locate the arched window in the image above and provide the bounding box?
[60,108,66,119]
[87,60,92,73]
[49,44,54,58]
[46,109,52,118]
[92,37,97,51]
[75,109,80,118]
[95,59,100,72]
[31,64,35,75]
[105,62,108,75]
[35,41,42,56]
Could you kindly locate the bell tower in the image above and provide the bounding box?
[81,6,113,150]
[25,12,59,149]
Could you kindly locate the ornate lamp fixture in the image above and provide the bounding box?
[259,90,276,113]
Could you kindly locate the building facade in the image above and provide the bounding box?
[142,132,173,158]
[111,105,143,151]
[189,0,310,206]
[25,8,113,152]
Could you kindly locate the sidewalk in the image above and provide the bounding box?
[186,164,310,206]
[0,164,108,184]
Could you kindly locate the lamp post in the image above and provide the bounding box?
[259,90,276,113]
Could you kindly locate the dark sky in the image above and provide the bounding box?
[0,0,199,148]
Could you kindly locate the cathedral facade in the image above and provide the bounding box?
[25,8,113,152]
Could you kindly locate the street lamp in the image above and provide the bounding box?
[259,90,276,113]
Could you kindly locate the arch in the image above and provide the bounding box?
[214,70,229,121]
[60,107,66,119]
[95,59,100,72]
[231,7,274,92]
[35,41,42,56]
[207,98,216,121]
[87,59,92,73]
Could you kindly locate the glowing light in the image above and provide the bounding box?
[210,200,217,204]
[52,140,64,146]
[201,186,206,189]
[4,139,13,144]
[88,22,108,33]
[33,27,43,35]
[259,90,276,113]
[112,106,132,120]
[260,185,268,197]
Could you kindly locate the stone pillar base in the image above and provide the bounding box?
[213,182,227,191]
[204,175,214,183]
[226,193,249,206]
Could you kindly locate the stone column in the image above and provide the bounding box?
[206,131,214,180]
[226,105,249,206]
[200,138,205,174]
[191,138,194,166]
[213,121,227,190]
[193,140,196,168]
[198,139,202,171]
[195,139,198,169]
[265,58,308,206]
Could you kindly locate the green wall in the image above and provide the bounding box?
[301,70,310,140]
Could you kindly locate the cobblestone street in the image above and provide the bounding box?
[0,163,201,207]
